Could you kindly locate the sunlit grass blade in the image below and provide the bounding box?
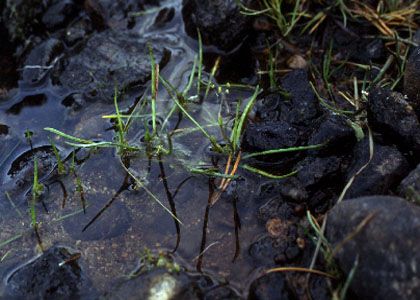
[230,86,260,151]
[44,127,93,144]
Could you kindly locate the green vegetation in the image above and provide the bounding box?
[43,33,325,208]
[30,157,44,229]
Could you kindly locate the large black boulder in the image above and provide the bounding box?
[326,196,420,300]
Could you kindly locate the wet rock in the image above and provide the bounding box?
[258,198,296,222]
[404,46,420,113]
[242,120,301,153]
[281,69,320,126]
[182,0,251,51]
[308,114,356,155]
[22,38,64,85]
[398,163,420,204]
[344,139,409,198]
[367,87,420,153]
[55,29,170,103]
[297,156,344,191]
[250,200,301,265]
[326,196,420,300]
[63,200,131,241]
[255,70,320,126]
[42,0,79,30]
[248,273,295,300]
[258,178,308,204]
[5,246,95,299]
[246,70,320,159]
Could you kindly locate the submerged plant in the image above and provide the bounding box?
[30,157,44,229]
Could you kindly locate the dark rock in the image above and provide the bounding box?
[281,69,320,126]
[297,156,343,191]
[367,87,420,153]
[326,196,420,300]
[258,198,296,222]
[248,273,295,300]
[345,139,409,198]
[55,29,170,103]
[253,70,320,127]
[258,178,308,204]
[63,200,131,241]
[249,234,300,265]
[182,0,251,51]
[5,246,95,299]
[398,163,420,203]
[22,39,64,86]
[245,70,320,158]
[308,114,356,155]
[42,0,78,30]
[404,46,420,114]
[242,120,301,153]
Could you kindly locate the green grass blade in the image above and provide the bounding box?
[231,86,260,151]
[243,143,325,159]
[241,164,298,179]
[197,29,203,96]
[44,127,93,144]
